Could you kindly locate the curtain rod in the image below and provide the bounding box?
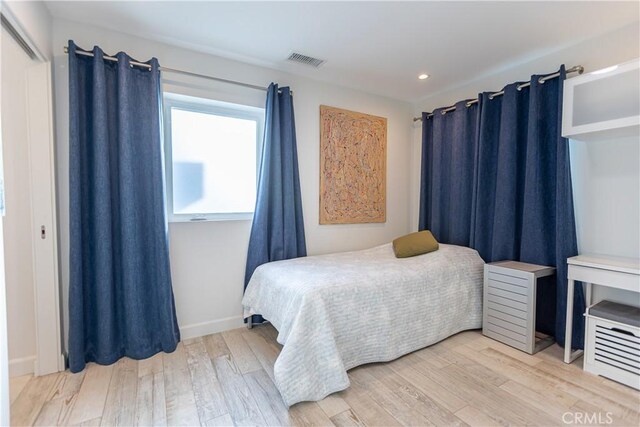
[63,46,274,93]
[413,65,584,122]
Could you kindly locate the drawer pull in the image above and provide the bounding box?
[611,327,636,337]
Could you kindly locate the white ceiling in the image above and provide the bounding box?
[46,1,639,103]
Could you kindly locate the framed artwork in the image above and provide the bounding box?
[319,105,387,224]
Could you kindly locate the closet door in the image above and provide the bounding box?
[26,62,63,376]
[0,112,9,427]
[2,29,62,378]
[2,23,39,378]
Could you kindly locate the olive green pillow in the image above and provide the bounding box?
[392,230,439,258]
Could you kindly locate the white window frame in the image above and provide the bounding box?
[163,93,264,222]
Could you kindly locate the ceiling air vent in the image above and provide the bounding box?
[287,52,325,68]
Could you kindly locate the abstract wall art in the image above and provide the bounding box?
[319,105,387,224]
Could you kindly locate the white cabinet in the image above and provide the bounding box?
[584,302,640,390]
[562,59,640,142]
[483,261,556,354]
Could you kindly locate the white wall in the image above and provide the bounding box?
[415,23,640,114]
[1,26,38,376]
[570,136,640,305]
[52,18,414,347]
[570,136,639,259]
[411,23,640,227]
[411,23,640,306]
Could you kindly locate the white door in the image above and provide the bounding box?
[1,23,39,378]
[0,16,11,426]
[1,25,62,379]
[0,80,11,427]
[26,62,63,376]
[0,218,9,426]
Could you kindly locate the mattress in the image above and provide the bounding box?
[242,242,484,406]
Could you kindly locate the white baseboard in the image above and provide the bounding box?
[179,315,245,340]
[9,355,36,377]
[10,320,241,376]
[10,320,242,376]
[33,353,66,376]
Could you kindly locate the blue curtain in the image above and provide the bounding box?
[419,66,585,349]
[419,100,479,246]
[244,84,306,323]
[68,41,180,373]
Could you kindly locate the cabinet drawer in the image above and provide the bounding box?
[586,315,640,388]
[596,323,640,346]
[594,321,640,370]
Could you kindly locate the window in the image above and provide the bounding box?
[163,93,264,221]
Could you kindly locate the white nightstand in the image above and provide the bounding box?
[483,261,556,354]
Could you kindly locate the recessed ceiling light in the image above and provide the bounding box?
[418,74,429,80]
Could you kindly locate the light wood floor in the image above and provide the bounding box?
[10,325,640,427]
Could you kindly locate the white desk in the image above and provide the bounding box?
[564,254,640,363]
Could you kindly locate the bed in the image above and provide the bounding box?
[242,242,484,406]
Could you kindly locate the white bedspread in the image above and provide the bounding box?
[242,243,484,406]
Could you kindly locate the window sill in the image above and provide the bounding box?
[168,213,254,223]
